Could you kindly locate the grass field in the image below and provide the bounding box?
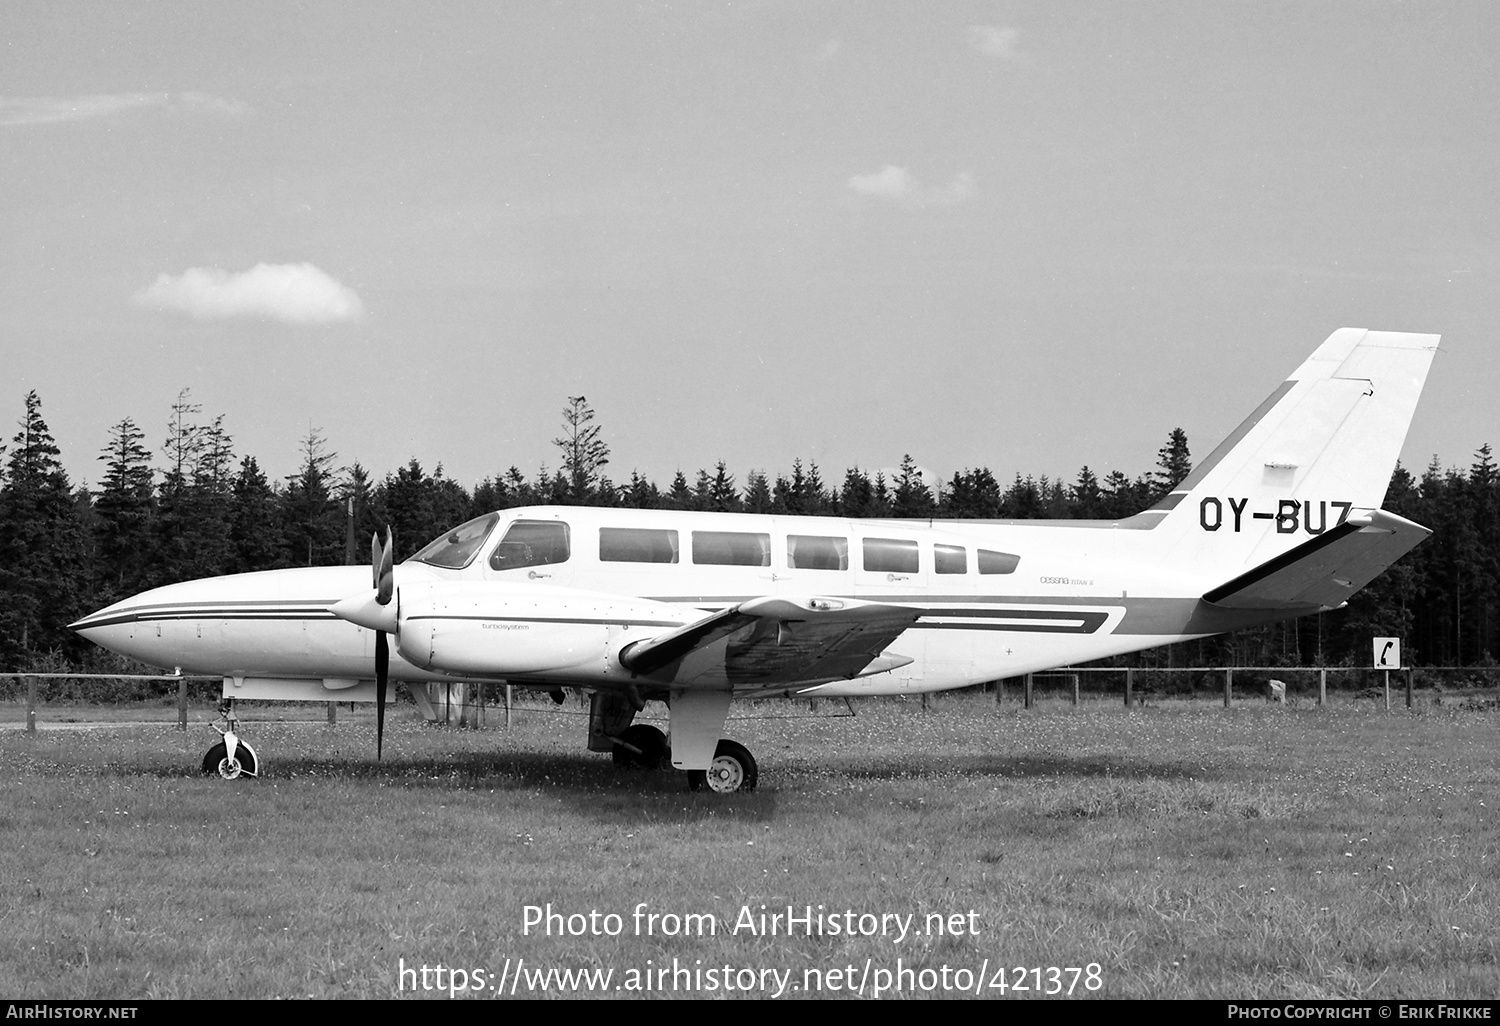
[2,694,1496,1000]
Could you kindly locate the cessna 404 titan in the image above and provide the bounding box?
[72,328,1439,792]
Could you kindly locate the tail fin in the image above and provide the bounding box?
[1145,328,1439,587]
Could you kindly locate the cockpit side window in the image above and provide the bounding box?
[934,544,967,574]
[409,513,500,569]
[489,520,571,571]
[978,549,1020,575]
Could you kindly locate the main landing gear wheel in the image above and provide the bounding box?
[201,741,258,780]
[613,724,670,770]
[687,740,757,794]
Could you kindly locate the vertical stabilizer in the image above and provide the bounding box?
[1143,328,1439,580]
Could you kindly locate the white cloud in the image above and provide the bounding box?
[968,25,1022,59]
[849,165,916,199]
[134,263,366,325]
[0,92,249,127]
[848,166,975,207]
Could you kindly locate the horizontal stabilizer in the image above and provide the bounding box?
[1203,510,1430,610]
[619,596,920,686]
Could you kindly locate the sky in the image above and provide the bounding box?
[3,1,1497,500]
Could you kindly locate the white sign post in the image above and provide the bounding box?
[1373,638,1401,669]
[1374,638,1401,712]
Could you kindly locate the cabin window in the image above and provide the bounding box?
[489,520,571,571]
[599,527,679,564]
[691,531,771,567]
[787,534,848,571]
[411,513,500,569]
[978,549,1020,575]
[934,544,967,575]
[862,537,919,574]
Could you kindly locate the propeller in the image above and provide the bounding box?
[329,528,400,759]
[371,528,395,759]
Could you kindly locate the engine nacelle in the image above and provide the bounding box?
[393,582,691,678]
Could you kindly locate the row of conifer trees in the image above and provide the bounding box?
[1,390,1495,674]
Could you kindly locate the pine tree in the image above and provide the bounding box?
[553,396,610,503]
[1100,470,1148,519]
[891,454,935,518]
[0,392,89,663]
[282,427,341,566]
[341,463,376,564]
[665,470,694,510]
[1071,466,1104,519]
[156,391,235,582]
[1151,428,1192,503]
[621,470,662,510]
[838,467,876,518]
[230,456,282,573]
[94,417,157,600]
[742,470,773,514]
[999,473,1044,519]
[704,461,741,512]
[773,458,828,514]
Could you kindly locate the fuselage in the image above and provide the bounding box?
[72,504,1290,702]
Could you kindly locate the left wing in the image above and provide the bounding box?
[619,596,919,688]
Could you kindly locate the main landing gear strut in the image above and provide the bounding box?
[592,692,757,793]
[612,731,758,793]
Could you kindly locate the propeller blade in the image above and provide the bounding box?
[375,629,389,760]
[370,531,382,590]
[376,527,395,606]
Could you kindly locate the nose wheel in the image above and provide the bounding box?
[201,699,259,778]
[687,739,757,793]
[202,740,258,779]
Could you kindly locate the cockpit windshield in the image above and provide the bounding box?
[409,513,500,569]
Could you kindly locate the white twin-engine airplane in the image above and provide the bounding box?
[72,328,1439,793]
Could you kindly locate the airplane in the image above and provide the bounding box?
[71,327,1440,793]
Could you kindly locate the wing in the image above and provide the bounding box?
[1203,509,1430,611]
[618,595,919,689]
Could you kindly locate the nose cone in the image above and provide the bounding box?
[70,566,375,669]
[69,594,147,658]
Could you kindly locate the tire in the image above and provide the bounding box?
[612,724,669,770]
[201,741,257,779]
[686,739,757,793]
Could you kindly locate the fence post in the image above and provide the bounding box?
[1125,667,1133,707]
[505,683,512,729]
[1224,668,1232,708]
[327,701,336,725]
[1024,673,1034,710]
[1319,668,1326,706]
[1405,668,1413,709]
[1071,674,1080,706]
[178,677,188,731]
[26,675,37,733]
